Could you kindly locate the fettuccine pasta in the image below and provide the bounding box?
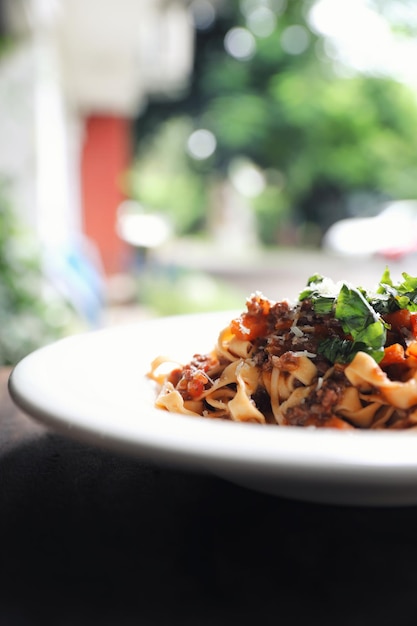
[148,269,417,429]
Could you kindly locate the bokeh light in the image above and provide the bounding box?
[186,128,217,160]
[224,27,257,61]
[246,7,277,38]
[229,159,266,198]
[189,0,216,31]
[281,24,310,55]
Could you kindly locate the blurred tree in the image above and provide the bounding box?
[131,0,417,245]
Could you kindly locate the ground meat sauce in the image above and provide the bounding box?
[241,295,352,426]
[252,297,342,371]
[285,367,350,427]
[168,353,220,400]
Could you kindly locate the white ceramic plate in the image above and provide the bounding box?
[8,311,417,507]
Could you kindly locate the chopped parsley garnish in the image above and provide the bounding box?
[298,267,417,365]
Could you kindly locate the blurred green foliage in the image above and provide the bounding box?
[137,267,243,317]
[130,0,417,246]
[0,185,76,365]
[127,118,208,234]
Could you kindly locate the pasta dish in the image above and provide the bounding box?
[148,269,417,429]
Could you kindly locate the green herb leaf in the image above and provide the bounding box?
[312,296,335,314]
[376,267,393,291]
[317,337,360,363]
[334,284,386,362]
[336,285,378,337]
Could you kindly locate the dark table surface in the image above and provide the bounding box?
[2,366,417,626]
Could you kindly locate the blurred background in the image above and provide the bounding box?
[1,0,417,365]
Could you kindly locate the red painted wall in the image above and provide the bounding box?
[81,115,131,275]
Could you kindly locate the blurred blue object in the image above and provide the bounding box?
[322,200,417,259]
[43,236,106,327]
